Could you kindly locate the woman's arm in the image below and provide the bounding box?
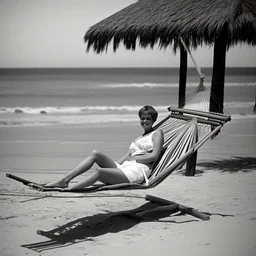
[116,149,131,165]
[130,130,164,164]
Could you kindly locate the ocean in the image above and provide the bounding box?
[0,67,255,127]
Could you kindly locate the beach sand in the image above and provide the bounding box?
[1,117,256,256]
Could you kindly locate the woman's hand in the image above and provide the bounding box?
[126,154,145,163]
[126,155,136,161]
[117,149,132,164]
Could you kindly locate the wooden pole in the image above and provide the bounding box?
[169,114,224,126]
[185,143,198,176]
[145,194,210,221]
[168,107,231,121]
[6,173,33,186]
[179,43,187,108]
[210,28,227,114]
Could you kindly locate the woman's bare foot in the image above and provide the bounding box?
[44,179,69,188]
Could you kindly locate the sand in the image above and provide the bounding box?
[1,117,256,256]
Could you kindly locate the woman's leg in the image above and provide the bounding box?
[45,150,118,188]
[64,167,130,191]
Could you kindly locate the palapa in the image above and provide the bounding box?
[84,0,256,53]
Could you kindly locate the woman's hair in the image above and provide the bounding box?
[138,105,158,122]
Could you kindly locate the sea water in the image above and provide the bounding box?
[0,67,255,126]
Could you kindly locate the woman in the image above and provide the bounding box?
[45,105,164,191]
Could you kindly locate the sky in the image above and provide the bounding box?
[0,0,255,68]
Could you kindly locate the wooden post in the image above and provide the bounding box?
[185,150,198,176]
[179,43,187,108]
[145,194,210,221]
[185,125,198,176]
[210,27,227,114]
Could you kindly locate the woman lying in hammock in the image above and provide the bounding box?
[45,105,164,191]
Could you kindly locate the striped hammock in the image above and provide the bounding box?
[86,84,231,191]
[72,104,230,192]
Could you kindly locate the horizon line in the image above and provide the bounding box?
[1,66,256,69]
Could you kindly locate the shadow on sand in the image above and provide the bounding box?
[22,201,200,253]
[21,198,233,253]
[198,156,256,173]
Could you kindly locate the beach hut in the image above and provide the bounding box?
[84,0,256,113]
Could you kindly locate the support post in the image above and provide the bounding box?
[179,43,187,108]
[185,150,198,176]
[186,122,198,176]
[210,27,227,114]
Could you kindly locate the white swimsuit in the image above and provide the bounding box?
[115,131,156,184]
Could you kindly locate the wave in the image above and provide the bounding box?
[0,105,170,115]
[231,114,256,120]
[0,114,141,127]
[0,103,255,127]
[0,111,255,127]
[0,102,254,115]
[0,140,104,144]
[224,102,255,108]
[102,83,172,88]
[101,81,256,88]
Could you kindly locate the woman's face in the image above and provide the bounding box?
[140,113,154,131]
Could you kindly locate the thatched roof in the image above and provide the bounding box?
[84,0,256,53]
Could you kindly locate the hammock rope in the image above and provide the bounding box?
[179,37,205,80]
[178,37,231,117]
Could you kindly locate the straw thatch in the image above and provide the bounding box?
[84,0,256,53]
